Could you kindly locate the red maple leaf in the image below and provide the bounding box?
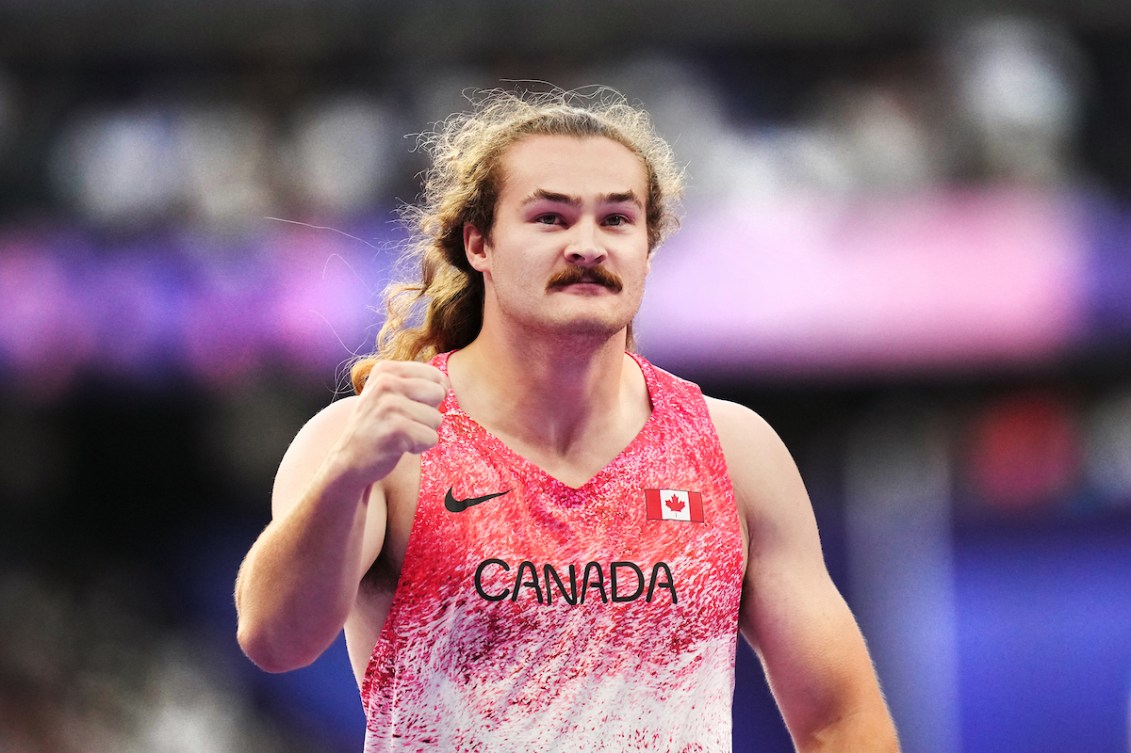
[664,494,686,512]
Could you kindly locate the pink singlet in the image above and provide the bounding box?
[361,352,745,752]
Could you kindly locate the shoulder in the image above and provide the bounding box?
[704,395,783,461]
[270,396,360,517]
[704,395,812,531]
[284,395,360,459]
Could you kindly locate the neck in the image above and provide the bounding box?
[449,324,639,456]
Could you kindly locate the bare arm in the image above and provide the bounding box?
[709,397,899,753]
[234,360,448,673]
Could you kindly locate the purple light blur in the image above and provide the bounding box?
[0,221,398,396]
[0,190,1111,394]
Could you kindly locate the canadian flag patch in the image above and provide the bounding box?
[645,489,705,523]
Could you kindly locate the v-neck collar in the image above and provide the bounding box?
[433,350,661,492]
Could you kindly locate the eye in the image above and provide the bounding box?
[533,213,563,226]
[603,213,632,227]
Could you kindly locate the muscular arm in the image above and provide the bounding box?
[234,361,447,673]
[708,397,899,753]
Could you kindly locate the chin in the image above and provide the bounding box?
[502,299,637,343]
[545,316,632,343]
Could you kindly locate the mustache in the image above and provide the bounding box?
[546,265,624,292]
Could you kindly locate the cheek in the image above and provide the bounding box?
[488,250,541,294]
[625,254,651,288]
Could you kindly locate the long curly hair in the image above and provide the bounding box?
[351,87,684,394]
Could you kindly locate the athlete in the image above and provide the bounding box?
[234,88,900,752]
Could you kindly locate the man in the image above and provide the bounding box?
[235,88,900,752]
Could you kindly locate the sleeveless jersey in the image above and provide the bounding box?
[361,352,745,752]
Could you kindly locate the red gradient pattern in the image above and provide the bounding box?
[361,352,745,752]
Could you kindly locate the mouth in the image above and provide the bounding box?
[556,278,610,289]
[547,268,624,293]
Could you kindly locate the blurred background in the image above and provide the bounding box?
[1,2,1130,751]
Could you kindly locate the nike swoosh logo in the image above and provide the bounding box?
[444,487,511,513]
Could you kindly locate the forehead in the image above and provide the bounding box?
[496,135,648,202]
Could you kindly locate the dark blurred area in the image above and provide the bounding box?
[2,3,1130,752]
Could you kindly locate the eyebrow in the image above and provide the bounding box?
[522,188,644,209]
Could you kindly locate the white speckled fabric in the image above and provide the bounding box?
[361,352,744,752]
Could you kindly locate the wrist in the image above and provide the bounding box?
[316,446,379,503]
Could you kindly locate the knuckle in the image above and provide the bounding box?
[384,412,414,436]
[413,429,440,453]
[369,370,416,398]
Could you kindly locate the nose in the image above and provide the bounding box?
[565,219,606,266]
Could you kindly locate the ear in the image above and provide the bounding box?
[464,223,491,273]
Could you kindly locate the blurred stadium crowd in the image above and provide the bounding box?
[1,7,1131,753]
[0,15,1116,231]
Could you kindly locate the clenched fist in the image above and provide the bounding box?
[332,360,450,485]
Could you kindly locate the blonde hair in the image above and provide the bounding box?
[351,87,684,393]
